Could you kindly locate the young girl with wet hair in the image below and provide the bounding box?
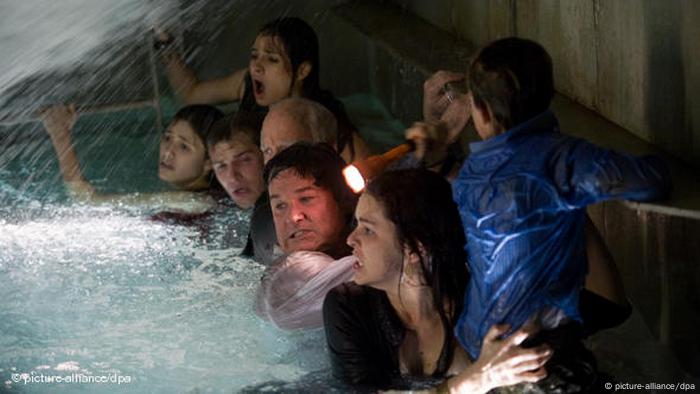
[158,17,370,162]
[42,103,224,210]
[323,169,552,392]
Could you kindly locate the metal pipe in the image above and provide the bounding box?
[146,30,163,132]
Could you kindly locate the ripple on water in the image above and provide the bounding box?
[0,202,328,392]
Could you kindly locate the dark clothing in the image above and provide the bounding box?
[241,192,277,265]
[452,110,670,358]
[514,323,600,394]
[322,283,451,390]
[578,289,632,338]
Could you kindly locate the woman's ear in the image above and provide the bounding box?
[402,242,427,265]
[295,61,312,83]
[203,158,212,173]
[401,242,429,286]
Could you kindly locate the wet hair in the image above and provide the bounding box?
[170,105,224,192]
[268,97,338,146]
[257,17,357,160]
[207,110,265,149]
[259,17,320,99]
[365,169,469,369]
[468,37,554,131]
[171,104,224,150]
[263,142,357,221]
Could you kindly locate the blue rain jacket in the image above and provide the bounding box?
[452,110,670,358]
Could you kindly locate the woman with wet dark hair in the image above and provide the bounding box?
[323,169,552,392]
[157,17,370,162]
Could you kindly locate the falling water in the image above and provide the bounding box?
[0,1,334,392]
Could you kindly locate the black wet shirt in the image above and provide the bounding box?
[322,282,450,390]
[241,192,277,265]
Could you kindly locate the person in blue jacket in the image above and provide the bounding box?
[410,37,671,392]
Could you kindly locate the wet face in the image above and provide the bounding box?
[249,35,296,107]
[158,120,210,189]
[268,169,346,255]
[209,133,265,209]
[260,109,313,163]
[347,193,404,290]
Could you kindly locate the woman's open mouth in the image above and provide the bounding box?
[253,79,265,96]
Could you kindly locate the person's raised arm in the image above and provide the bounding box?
[406,71,471,167]
[423,70,465,124]
[156,32,247,105]
[42,105,215,210]
[42,105,95,198]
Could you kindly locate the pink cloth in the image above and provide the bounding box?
[256,251,356,330]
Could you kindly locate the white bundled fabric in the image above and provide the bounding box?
[255,251,356,330]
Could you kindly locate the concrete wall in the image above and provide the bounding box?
[390,0,700,171]
[587,201,700,377]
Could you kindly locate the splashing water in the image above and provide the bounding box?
[0,1,335,388]
[0,0,237,122]
[0,0,152,93]
[0,132,332,392]
[0,201,332,393]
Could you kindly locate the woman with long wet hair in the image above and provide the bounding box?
[323,169,551,392]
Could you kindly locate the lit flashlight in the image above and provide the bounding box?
[343,142,415,193]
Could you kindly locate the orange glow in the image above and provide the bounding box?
[342,143,414,193]
[343,165,366,193]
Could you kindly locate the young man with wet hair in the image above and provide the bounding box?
[207,111,266,210]
[207,111,276,263]
[411,37,670,391]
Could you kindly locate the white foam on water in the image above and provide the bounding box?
[0,200,329,392]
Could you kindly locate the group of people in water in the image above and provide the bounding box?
[41,16,671,393]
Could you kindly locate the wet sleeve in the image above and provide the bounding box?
[322,286,387,387]
[552,140,672,207]
[241,233,254,257]
[250,202,278,265]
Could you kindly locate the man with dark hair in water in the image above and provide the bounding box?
[263,142,357,259]
[254,142,359,330]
